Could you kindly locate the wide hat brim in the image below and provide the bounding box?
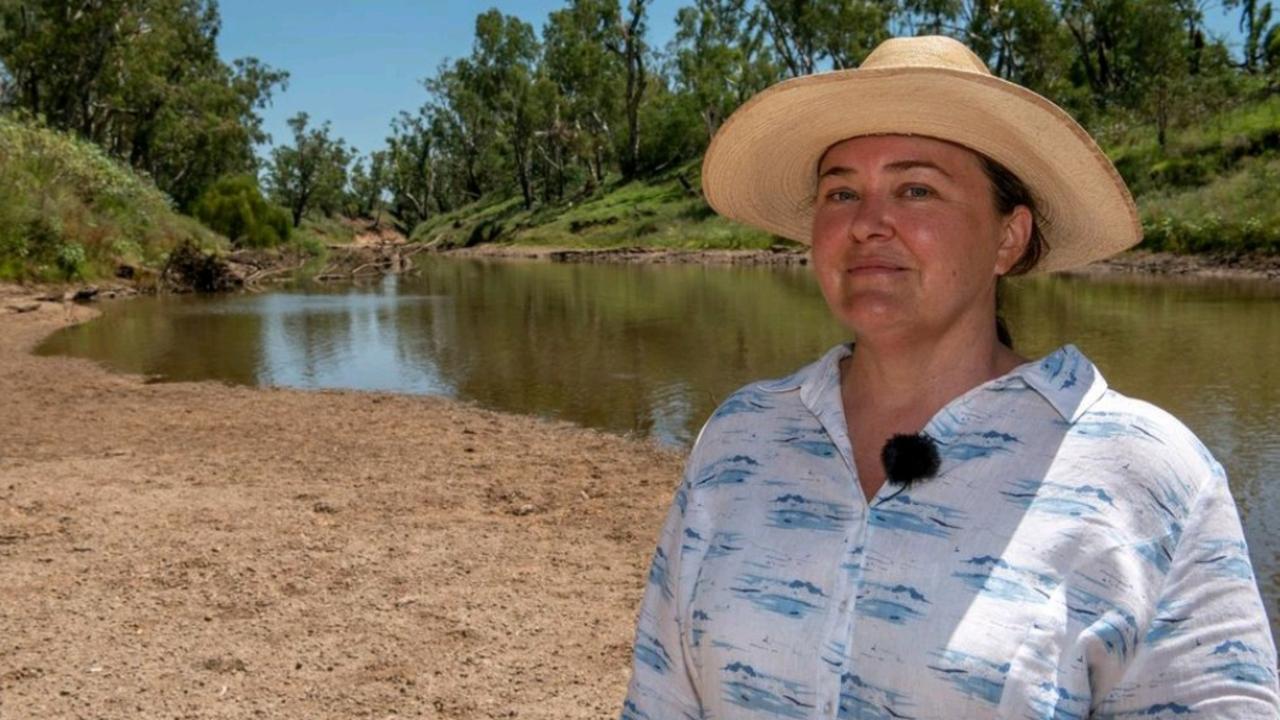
[702,64,1142,274]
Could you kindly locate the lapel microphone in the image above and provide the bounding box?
[881,433,941,487]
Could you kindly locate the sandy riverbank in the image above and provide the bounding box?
[0,284,681,719]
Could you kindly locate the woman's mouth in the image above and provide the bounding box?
[847,263,906,276]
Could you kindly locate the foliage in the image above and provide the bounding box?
[393,0,1280,259]
[1141,156,1280,253]
[192,175,291,249]
[381,0,1277,241]
[385,107,443,231]
[266,112,353,228]
[672,0,778,142]
[0,114,219,281]
[0,0,287,208]
[758,0,892,74]
[347,151,388,221]
[542,0,625,191]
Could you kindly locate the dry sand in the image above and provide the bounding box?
[0,284,682,719]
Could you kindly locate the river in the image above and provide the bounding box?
[38,256,1280,640]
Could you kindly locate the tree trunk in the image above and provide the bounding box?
[610,0,649,181]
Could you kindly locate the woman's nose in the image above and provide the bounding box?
[847,193,892,243]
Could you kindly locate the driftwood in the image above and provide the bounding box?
[313,242,433,282]
[243,259,309,290]
[160,240,241,293]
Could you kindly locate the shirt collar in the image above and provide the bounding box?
[759,342,1108,424]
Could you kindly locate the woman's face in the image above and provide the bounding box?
[811,134,1031,343]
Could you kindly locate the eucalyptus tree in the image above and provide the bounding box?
[0,0,285,207]
[471,10,541,209]
[963,0,1075,104]
[542,0,625,189]
[529,72,572,202]
[385,107,445,232]
[427,59,496,203]
[267,112,352,227]
[758,0,894,75]
[604,0,652,181]
[672,0,779,142]
[347,150,388,223]
[1224,0,1276,72]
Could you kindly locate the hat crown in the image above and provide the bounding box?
[859,35,991,76]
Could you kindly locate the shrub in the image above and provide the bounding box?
[192,175,291,248]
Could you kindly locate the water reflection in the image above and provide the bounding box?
[37,258,1280,638]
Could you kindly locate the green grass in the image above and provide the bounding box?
[1141,156,1280,253]
[1105,94,1280,254]
[0,114,224,283]
[293,215,355,255]
[413,161,783,252]
[1108,95,1280,197]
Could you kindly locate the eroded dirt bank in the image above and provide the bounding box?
[0,285,680,719]
[444,243,1280,280]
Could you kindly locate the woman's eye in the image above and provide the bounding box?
[903,185,933,199]
[825,189,857,202]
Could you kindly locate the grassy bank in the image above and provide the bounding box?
[413,162,783,252]
[0,115,222,283]
[0,116,359,285]
[419,95,1280,257]
[1117,95,1280,254]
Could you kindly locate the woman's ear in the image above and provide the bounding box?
[994,205,1033,276]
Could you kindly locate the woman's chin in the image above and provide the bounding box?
[831,296,915,336]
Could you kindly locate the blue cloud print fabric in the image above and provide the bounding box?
[621,343,1279,719]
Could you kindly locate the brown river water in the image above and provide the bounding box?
[38,257,1280,641]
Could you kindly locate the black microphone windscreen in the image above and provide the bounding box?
[881,433,941,487]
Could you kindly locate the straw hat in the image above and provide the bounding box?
[701,35,1141,274]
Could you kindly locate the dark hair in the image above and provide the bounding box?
[978,155,1048,349]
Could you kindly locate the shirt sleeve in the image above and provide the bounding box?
[619,446,708,720]
[1095,461,1280,718]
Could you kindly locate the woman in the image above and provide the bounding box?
[621,36,1278,719]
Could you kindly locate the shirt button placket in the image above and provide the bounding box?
[832,511,870,718]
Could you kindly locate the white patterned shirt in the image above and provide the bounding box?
[621,343,1278,719]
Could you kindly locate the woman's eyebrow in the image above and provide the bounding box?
[818,160,953,179]
[885,159,953,178]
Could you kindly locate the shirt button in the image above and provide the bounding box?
[823,700,834,714]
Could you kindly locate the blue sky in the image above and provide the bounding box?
[217,1,1244,160]
[216,1,685,158]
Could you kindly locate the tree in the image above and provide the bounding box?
[0,0,285,207]
[347,150,388,223]
[192,175,291,248]
[386,106,446,232]
[542,0,625,190]
[604,0,652,180]
[964,0,1075,102]
[1225,0,1274,72]
[471,10,541,209]
[267,112,352,227]
[672,0,779,142]
[428,59,498,202]
[759,0,893,76]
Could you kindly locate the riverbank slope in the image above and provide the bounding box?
[0,285,676,718]
[415,95,1280,264]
